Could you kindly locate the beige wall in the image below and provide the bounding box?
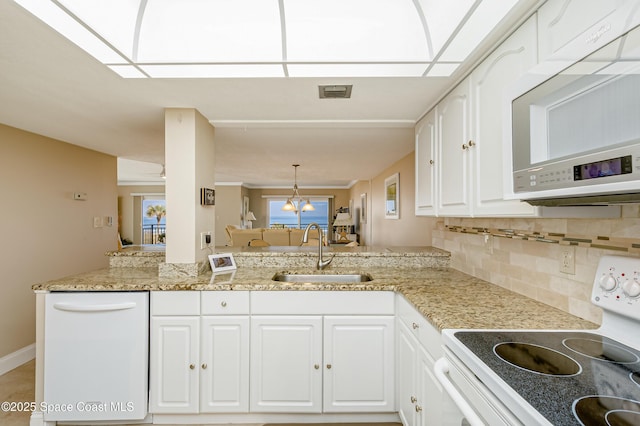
[117,185,165,244]
[433,207,640,324]
[0,124,117,358]
[214,185,243,246]
[368,152,437,247]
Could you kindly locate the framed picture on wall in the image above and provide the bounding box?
[200,188,215,205]
[384,173,399,219]
[242,196,249,225]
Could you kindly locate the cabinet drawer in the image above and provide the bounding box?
[201,291,249,315]
[396,295,442,360]
[251,291,394,315]
[151,291,200,315]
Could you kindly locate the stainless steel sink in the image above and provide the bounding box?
[272,272,373,283]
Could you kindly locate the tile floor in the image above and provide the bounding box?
[0,360,35,426]
[0,361,400,426]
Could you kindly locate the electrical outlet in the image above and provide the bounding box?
[560,246,576,274]
[483,234,493,254]
[200,232,211,250]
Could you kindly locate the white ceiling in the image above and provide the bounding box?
[0,0,537,188]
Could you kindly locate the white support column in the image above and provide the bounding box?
[162,108,215,276]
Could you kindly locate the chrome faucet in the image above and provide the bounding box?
[302,223,334,270]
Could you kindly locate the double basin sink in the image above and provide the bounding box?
[272,272,373,283]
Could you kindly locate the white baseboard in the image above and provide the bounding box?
[0,343,35,376]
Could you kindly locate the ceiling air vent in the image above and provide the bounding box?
[319,85,352,99]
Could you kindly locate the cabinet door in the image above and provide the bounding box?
[250,316,322,413]
[470,16,538,217]
[537,0,629,62]
[150,317,199,413]
[200,316,249,413]
[417,344,443,426]
[397,320,418,426]
[323,316,395,413]
[415,109,437,216]
[437,78,472,216]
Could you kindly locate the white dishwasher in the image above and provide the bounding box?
[44,292,149,422]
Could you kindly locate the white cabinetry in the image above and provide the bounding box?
[323,316,395,413]
[250,291,395,414]
[250,316,323,413]
[396,295,443,426]
[471,16,538,216]
[416,17,538,217]
[436,78,472,216]
[150,291,250,414]
[415,109,437,216]
[537,0,631,63]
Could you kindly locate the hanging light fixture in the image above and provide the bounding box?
[282,164,315,213]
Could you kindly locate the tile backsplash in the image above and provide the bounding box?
[432,205,640,325]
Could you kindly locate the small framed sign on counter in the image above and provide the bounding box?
[208,253,236,272]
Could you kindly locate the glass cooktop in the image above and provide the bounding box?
[454,330,640,426]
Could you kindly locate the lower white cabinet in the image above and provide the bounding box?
[396,296,443,426]
[250,314,395,413]
[250,316,323,413]
[149,291,250,414]
[150,316,200,413]
[150,291,396,417]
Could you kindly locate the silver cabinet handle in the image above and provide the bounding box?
[412,322,419,330]
[189,364,195,370]
[221,301,227,307]
[462,143,468,150]
[202,363,207,369]
[314,364,320,370]
[326,364,332,369]
[410,396,417,403]
[429,159,434,165]
[468,140,476,147]
[415,405,423,413]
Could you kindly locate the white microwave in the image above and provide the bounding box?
[508,1,640,206]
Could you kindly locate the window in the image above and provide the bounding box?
[267,198,330,234]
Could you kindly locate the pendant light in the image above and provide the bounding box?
[282,164,315,213]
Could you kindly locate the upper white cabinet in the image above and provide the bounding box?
[415,109,437,216]
[537,0,630,62]
[436,77,472,216]
[416,16,538,217]
[470,16,538,216]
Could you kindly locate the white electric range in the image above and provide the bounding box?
[438,255,640,425]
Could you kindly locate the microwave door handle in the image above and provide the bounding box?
[434,357,486,426]
[53,302,137,312]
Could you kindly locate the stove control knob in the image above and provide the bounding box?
[622,279,640,298]
[599,274,617,291]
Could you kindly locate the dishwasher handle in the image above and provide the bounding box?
[434,357,485,426]
[53,302,137,313]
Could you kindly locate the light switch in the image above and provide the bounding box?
[93,217,102,228]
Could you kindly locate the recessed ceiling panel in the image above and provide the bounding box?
[138,0,282,62]
[57,0,140,60]
[284,0,428,62]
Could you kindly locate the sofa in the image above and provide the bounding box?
[225,226,323,247]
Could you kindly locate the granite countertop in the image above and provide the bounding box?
[33,265,598,332]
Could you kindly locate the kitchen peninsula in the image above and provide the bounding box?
[31,246,597,425]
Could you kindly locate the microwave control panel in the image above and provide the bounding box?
[514,146,640,193]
